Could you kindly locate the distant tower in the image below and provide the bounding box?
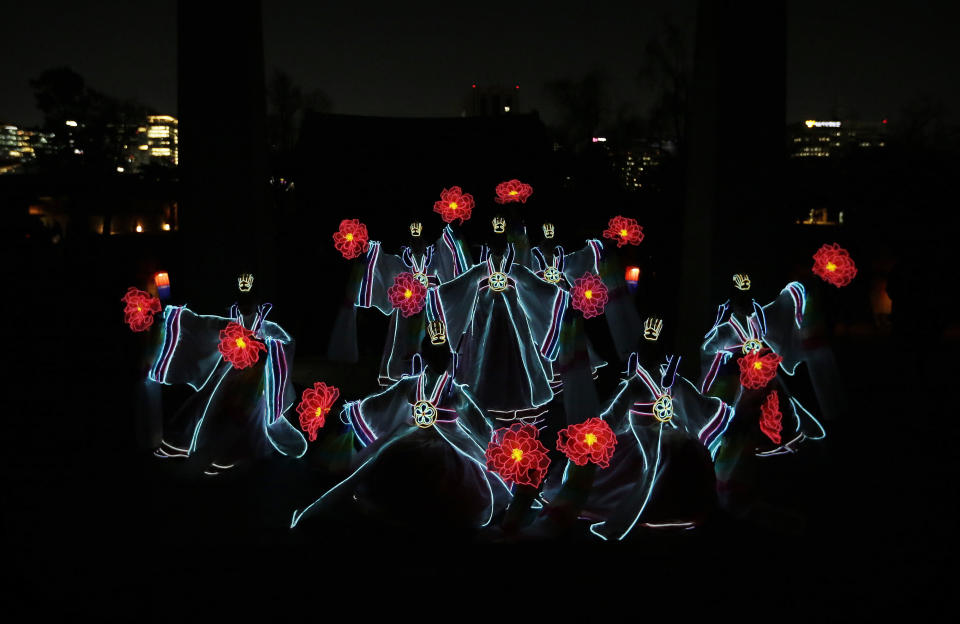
[463,84,522,117]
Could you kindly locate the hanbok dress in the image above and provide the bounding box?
[525,240,610,388]
[437,242,563,423]
[327,224,472,386]
[290,358,513,529]
[149,302,307,472]
[582,354,731,541]
[699,281,826,455]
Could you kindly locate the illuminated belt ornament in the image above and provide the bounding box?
[412,399,438,429]
[651,394,674,423]
[542,266,562,284]
[489,271,509,292]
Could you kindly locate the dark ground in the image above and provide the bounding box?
[5,236,956,620]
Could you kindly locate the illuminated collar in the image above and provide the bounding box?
[229,302,271,333]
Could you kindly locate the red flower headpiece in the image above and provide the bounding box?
[812,243,857,287]
[387,272,428,318]
[297,381,339,442]
[433,186,475,224]
[333,218,370,260]
[759,391,782,445]
[494,179,533,204]
[556,417,617,468]
[570,272,609,318]
[121,287,161,332]
[485,423,551,488]
[218,321,267,369]
[602,215,644,248]
[737,349,782,389]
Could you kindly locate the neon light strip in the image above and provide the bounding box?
[554,245,566,272]
[531,247,546,272]
[357,241,381,307]
[791,396,826,440]
[347,401,375,447]
[539,290,568,361]
[442,225,468,277]
[786,282,806,328]
[188,365,231,454]
[729,315,749,343]
[588,239,603,270]
[150,305,183,382]
[700,352,724,393]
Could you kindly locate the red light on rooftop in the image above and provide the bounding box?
[882,119,887,124]
[515,84,520,89]
[472,84,476,88]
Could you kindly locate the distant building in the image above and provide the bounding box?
[0,124,54,172]
[462,84,522,117]
[787,118,888,158]
[604,141,665,190]
[129,114,179,170]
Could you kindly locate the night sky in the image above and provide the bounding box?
[1,0,956,128]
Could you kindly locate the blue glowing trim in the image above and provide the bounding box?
[290,436,403,529]
[700,351,724,393]
[539,290,568,361]
[149,305,181,383]
[786,281,806,328]
[588,239,603,269]
[383,309,401,384]
[600,380,630,420]
[443,225,469,277]
[729,315,749,343]
[554,245,566,272]
[616,415,661,540]
[357,241,381,307]
[188,365,231,455]
[790,396,826,440]
[531,247,547,272]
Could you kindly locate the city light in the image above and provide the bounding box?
[138,145,148,150]
[65,120,78,127]
[592,137,607,142]
[162,223,171,231]
[135,224,143,233]
[804,120,841,128]
[116,166,124,173]
[503,106,510,112]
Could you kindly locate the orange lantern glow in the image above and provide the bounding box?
[625,266,640,283]
[154,271,170,300]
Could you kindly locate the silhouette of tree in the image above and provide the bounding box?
[636,17,691,154]
[543,70,607,149]
[267,69,331,155]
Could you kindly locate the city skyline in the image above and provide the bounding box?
[1,1,957,129]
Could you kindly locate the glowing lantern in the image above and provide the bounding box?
[154,271,171,300]
[625,266,640,283]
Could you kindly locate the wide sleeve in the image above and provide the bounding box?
[564,239,602,280]
[435,263,485,351]
[357,242,408,315]
[342,378,415,447]
[260,321,308,458]
[599,378,636,433]
[595,241,643,362]
[699,322,741,393]
[148,305,228,390]
[513,265,565,350]
[757,281,807,375]
[326,258,367,363]
[671,374,731,451]
[433,224,473,283]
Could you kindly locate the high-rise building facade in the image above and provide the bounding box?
[788,119,888,158]
[130,115,179,170]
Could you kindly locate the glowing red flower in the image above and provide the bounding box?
[485,423,551,488]
[433,186,475,224]
[297,381,339,442]
[570,272,609,318]
[218,321,267,369]
[812,243,857,287]
[602,215,644,248]
[556,417,617,468]
[333,218,370,260]
[737,349,783,389]
[387,272,428,318]
[494,179,533,204]
[759,391,782,445]
[121,287,161,332]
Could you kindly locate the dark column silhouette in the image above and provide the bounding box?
[177,0,273,310]
[677,0,786,358]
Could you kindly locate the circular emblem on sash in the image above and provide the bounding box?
[489,271,509,292]
[652,395,674,423]
[542,267,562,284]
[413,272,429,288]
[412,400,438,428]
[742,339,763,355]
